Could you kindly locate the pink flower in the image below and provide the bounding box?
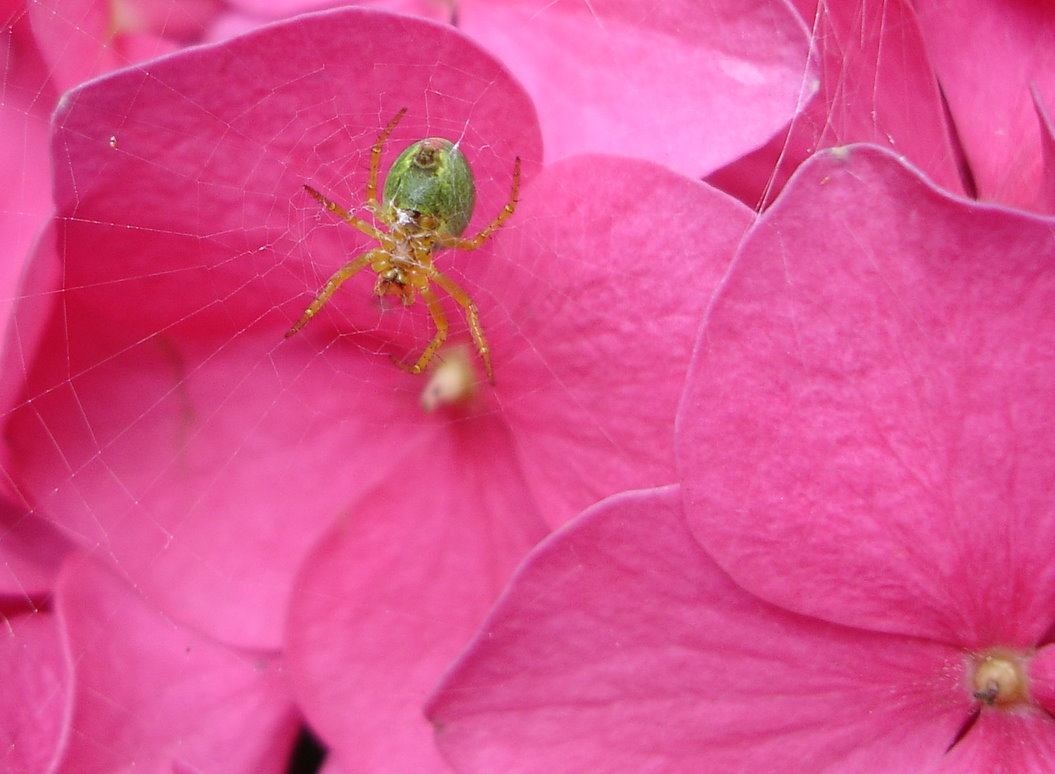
[6,6,772,767]
[429,145,1055,772]
[9,6,542,647]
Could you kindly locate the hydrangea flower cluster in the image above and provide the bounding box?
[1,1,1053,772]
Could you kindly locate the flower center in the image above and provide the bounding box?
[420,347,477,412]
[971,650,1029,707]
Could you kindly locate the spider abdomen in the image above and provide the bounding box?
[382,138,476,238]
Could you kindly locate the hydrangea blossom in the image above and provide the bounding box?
[428,146,1055,772]
[8,3,987,771]
[4,8,775,768]
[8,6,542,647]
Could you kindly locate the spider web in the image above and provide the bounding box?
[0,1,985,772]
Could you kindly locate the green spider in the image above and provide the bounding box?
[287,108,521,383]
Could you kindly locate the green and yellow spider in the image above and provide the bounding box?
[287,108,521,383]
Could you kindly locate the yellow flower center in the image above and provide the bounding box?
[420,347,478,412]
[971,650,1029,707]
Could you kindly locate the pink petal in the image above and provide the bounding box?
[429,486,969,774]
[934,710,1055,774]
[458,0,815,176]
[708,0,963,207]
[10,7,541,647]
[678,145,1055,646]
[286,414,547,773]
[490,154,754,527]
[54,553,298,773]
[0,608,70,774]
[914,0,1055,212]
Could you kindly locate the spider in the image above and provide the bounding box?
[286,108,521,383]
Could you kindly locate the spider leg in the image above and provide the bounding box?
[429,269,494,384]
[303,185,385,241]
[285,249,384,338]
[439,156,521,251]
[393,284,448,375]
[367,107,408,213]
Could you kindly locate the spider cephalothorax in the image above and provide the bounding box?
[286,108,520,384]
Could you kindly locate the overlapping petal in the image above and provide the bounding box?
[914,0,1055,213]
[708,0,962,207]
[490,154,755,526]
[456,0,814,177]
[429,486,969,774]
[678,145,1055,647]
